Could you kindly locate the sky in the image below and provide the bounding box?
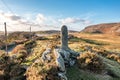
[0,0,120,31]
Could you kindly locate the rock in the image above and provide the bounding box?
[58,72,67,80]
[69,49,80,57]
[54,49,66,72]
[21,65,28,70]
[69,58,76,66]
[59,49,70,61]
[85,46,92,52]
[41,48,51,62]
[46,55,51,61]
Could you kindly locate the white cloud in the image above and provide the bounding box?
[36,14,46,24]
[0,12,34,31]
[0,12,26,24]
[0,12,59,31]
[6,14,21,21]
[59,17,79,24]
[0,11,92,31]
[83,20,91,24]
[58,17,91,25]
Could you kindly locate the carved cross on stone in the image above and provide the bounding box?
[61,25,68,50]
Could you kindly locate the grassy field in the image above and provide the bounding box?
[1,32,120,80]
[73,33,120,52]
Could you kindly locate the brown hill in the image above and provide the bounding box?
[35,30,78,34]
[81,23,120,35]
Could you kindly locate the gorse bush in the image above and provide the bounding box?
[11,45,26,54]
[84,46,120,64]
[26,59,60,80]
[77,52,105,73]
[107,53,120,63]
[0,54,26,80]
[91,46,120,63]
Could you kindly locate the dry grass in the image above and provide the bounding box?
[77,52,105,73]
[25,40,60,80]
[73,33,120,50]
[1,32,120,80]
[0,54,26,80]
[11,45,26,54]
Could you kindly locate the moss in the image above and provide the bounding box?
[99,56,120,79]
[66,65,98,80]
[69,37,108,45]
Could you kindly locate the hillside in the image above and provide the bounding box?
[35,30,78,34]
[81,23,120,35]
[0,32,36,49]
[0,33,120,80]
[0,26,120,80]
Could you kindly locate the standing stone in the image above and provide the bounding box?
[61,25,68,50]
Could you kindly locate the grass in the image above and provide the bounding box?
[69,37,108,46]
[66,65,102,80]
[1,32,120,80]
[78,52,105,73]
[99,56,120,78]
[68,34,120,80]
[22,41,46,66]
[66,54,120,80]
[73,33,120,50]
[25,40,59,80]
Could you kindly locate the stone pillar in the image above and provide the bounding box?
[61,25,68,50]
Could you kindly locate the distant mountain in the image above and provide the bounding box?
[35,30,60,34]
[81,23,120,35]
[35,30,78,34]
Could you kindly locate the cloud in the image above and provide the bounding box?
[36,14,46,24]
[0,12,36,26]
[83,20,91,24]
[0,12,19,20]
[0,12,59,31]
[0,12,24,24]
[0,13,21,21]
[8,15,21,21]
[0,12,35,31]
[0,11,92,31]
[58,17,91,24]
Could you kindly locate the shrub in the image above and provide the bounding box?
[77,52,105,73]
[0,54,26,80]
[26,60,59,80]
[11,45,26,54]
[51,34,60,40]
[107,53,120,63]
